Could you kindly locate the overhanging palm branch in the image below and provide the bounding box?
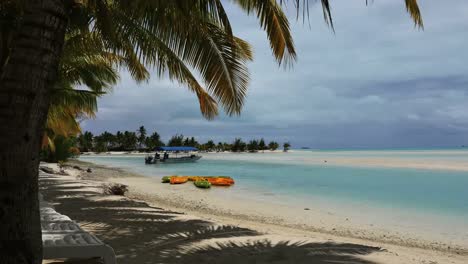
[104,11,221,118]
[91,2,253,116]
[81,0,423,119]
[44,88,101,150]
[43,28,121,149]
[234,0,296,66]
[404,0,424,28]
[68,1,254,116]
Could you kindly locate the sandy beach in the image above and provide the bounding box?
[40,160,468,264]
[82,149,468,172]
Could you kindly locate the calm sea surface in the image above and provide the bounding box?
[79,149,468,218]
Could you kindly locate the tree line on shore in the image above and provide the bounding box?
[77,126,291,153]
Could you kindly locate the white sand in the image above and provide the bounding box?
[195,150,468,171]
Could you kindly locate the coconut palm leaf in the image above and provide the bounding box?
[234,0,296,66]
[405,0,424,28]
[94,4,253,116]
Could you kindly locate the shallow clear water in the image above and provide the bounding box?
[79,150,468,218]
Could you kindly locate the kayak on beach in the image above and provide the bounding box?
[169,176,189,184]
[206,177,234,186]
[194,180,211,188]
[162,175,234,187]
[161,176,172,183]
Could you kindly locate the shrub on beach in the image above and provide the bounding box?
[41,135,79,162]
[102,183,129,196]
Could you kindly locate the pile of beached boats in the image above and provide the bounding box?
[161,176,235,189]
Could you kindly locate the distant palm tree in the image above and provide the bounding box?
[283,142,291,152]
[146,131,164,150]
[259,138,266,152]
[137,126,147,150]
[0,1,424,262]
[78,131,94,152]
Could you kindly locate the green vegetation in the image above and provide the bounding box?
[145,132,165,150]
[41,135,80,162]
[269,141,280,151]
[283,142,291,152]
[76,126,289,153]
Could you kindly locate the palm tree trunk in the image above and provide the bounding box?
[0,0,67,263]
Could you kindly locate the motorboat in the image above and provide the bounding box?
[145,146,202,164]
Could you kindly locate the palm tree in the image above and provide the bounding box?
[206,140,216,151]
[122,131,138,151]
[77,131,94,152]
[247,139,260,152]
[269,141,279,151]
[137,126,147,150]
[283,142,291,152]
[145,131,164,150]
[0,1,424,262]
[169,134,185,146]
[232,138,247,152]
[116,131,124,150]
[259,138,266,153]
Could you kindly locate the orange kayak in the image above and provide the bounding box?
[170,176,188,184]
[188,176,205,181]
[176,176,235,186]
[187,176,234,183]
[206,177,234,186]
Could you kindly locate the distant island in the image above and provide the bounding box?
[41,126,292,162]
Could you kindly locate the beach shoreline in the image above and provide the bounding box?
[80,149,468,172]
[62,159,468,257]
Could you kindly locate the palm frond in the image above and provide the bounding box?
[41,133,56,152]
[105,12,220,118]
[46,107,82,136]
[320,0,334,30]
[235,0,296,66]
[105,5,252,116]
[50,88,100,116]
[405,0,424,28]
[365,0,423,28]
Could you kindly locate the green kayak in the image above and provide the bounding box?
[161,176,171,183]
[194,180,211,189]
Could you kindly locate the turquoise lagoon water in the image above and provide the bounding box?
[79,150,468,218]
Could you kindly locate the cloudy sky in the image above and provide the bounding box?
[82,0,468,148]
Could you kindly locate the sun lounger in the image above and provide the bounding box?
[39,193,116,263]
[42,233,116,264]
[41,212,72,222]
[41,221,83,233]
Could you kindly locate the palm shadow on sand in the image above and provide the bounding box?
[40,174,382,264]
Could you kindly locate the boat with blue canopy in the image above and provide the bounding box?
[145,146,202,164]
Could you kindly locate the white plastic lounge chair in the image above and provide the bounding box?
[40,205,72,222]
[42,233,116,264]
[41,221,83,233]
[39,193,117,263]
[41,212,72,222]
[40,207,56,214]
